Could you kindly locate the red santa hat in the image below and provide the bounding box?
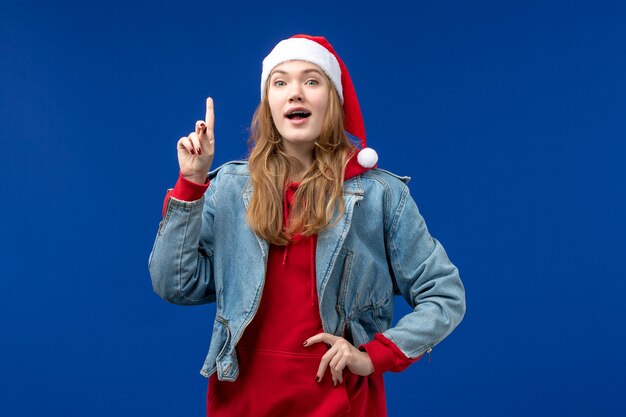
[261,34,378,168]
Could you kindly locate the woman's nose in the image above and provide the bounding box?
[288,86,304,102]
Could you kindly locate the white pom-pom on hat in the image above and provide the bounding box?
[357,147,378,168]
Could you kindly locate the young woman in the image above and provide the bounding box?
[149,34,466,417]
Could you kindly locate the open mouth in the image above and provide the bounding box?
[285,110,311,120]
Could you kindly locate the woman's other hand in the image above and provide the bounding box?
[304,333,375,386]
[177,97,215,184]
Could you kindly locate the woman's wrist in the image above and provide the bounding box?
[169,171,210,202]
[182,172,208,185]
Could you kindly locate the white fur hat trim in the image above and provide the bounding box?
[261,38,343,103]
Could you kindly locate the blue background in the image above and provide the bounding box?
[1,0,625,416]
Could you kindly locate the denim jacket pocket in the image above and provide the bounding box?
[331,248,354,335]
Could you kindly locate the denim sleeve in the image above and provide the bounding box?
[148,180,217,306]
[383,185,466,358]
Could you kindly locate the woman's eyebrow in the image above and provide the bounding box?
[270,68,323,77]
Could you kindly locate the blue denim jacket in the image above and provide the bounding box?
[149,161,465,381]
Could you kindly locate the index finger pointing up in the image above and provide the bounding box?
[205,97,215,132]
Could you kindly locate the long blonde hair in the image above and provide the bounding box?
[247,76,355,245]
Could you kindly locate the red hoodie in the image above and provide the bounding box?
[164,154,419,416]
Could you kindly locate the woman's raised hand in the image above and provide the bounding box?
[177,97,215,184]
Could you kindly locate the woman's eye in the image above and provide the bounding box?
[305,80,319,86]
[274,80,286,86]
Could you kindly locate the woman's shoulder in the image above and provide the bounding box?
[358,166,411,190]
[351,167,419,224]
[208,160,250,181]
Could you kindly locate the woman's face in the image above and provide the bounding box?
[267,60,330,155]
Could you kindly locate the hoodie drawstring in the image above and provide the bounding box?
[282,182,316,305]
[282,185,290,265]
[310,235,316,306]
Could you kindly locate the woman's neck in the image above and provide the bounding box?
[282,141,314,181]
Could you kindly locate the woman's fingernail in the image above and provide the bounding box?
[315,376,320,383]
[197,148,202,155]
[303,341,308,346]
